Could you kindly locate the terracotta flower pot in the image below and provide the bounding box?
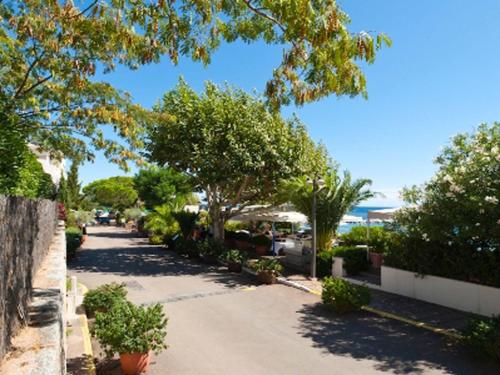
[120,352,151,375]
[227,262,242,273]
[369,252,383,268]
[257,270,277,284]
[235,240,251,250]
[254,245,269,256]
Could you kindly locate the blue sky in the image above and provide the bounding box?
[79,0,500,206]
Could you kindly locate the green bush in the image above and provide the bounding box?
[66,226,82,259]
[123,208,143,222]
[340,226,398,253]
[316,249,335,279]
[92,301,168,357]
[251,258,283,274]
[198,238,225,258]
[175,238,199,257]
[331,246,369,276]
[149,234,164,245]
[322,277,371,313]
[219,249,248,265]
[225,220,251,232]
[83,282,128,316]
[251,234,272,247]
[462,315,500,361]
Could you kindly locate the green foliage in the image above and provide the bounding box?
[123,208,143,222]
[65,226,82,259]
[252,258,283,274]
[251,235,272,247]
[172,211,199,240]
[340,226,401,254]
[316,250,336,279]
[224,221,251,232]
[83,283,128,316]
[145,79,328,239]
[387,124,500,287]
[66,159,82,210]
[83,176,138,211]
[198,239,226,258]
[175,238,199,257]
[331,246,370,276]
[92,301,167,357]
[1,1,387,173]
[322,277,371,314]
[280,168,374,250]
[134,167,193,209]
[462,315,500,361]
[219,249,248,265]
[0,145,56,199]
[144,204,180,241]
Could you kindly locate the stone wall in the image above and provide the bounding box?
[0,196,57,359]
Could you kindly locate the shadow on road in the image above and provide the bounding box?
[296,303,500,375]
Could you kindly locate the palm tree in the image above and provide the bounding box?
[281,169,374,250]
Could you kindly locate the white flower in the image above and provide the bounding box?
[446,192,455,198]
[422,233,430,242]
[479,209,485,214]
[448,241,453,246]
[475,222,481,227]
[477,247,482,251]
[443,174,453,183]
[485,196,498,204]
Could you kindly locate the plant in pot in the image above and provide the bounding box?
[234,231,251,250]
[368,248,383,268]
[251,234,272,255]
[219,249,248,272]
[83,282,128,318]
[252,258,283,284]
[224,230,236,248]
[176,238,199,258]
[198,239,225,264]
[92,301,168,375]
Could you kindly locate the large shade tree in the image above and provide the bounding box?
[145,80,327,239]
[82,176,138,211]
[0,0,389,193]
[281,168,374,250]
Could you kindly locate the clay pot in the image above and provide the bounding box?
[120,352,151,375]
[369,252,383,268]
[257,270,277,285]
[235,240,251,251]
[254,245,269,256]
[227,262,242,273]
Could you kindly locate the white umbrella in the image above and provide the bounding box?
[230,205,308,223]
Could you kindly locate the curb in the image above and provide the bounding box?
[274,278,462,340]
[76,283,96,375]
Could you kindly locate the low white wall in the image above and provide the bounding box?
[381,266,500,317]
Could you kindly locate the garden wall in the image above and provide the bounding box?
[381,266,500,317]
[0,196,58,359]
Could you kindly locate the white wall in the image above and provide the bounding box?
[381,266,500,317]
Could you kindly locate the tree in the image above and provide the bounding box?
[134,166,193,210]
[281,168,374,250]
[66,159,82,210]
[387,123,500,286]
[0,0,390,178]
[146,80,327,239]
[82,176,138,211]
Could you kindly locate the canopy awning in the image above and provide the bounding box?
[367,207,400,221]
[230,204,308,223]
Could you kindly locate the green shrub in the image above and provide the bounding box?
[462,315,500,361]
[172,211,199,240]
[331,246,369,275]
[316,249,335,279]
[225,220,251,232]
[340,226,398,253]
[92,301,168,357]
[175,238,199,257]
[66,226,82,259]
[251,258,283,274]
[251,234,272,247]
[149,234,164,245]
[83,282,128,316]
[322,277,371,313]
[123,208,143,222]
[219,249,248,264]
[198,238,225,258]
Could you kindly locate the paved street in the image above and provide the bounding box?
[68,226,499,375]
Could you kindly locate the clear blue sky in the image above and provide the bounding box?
[79,0,500,206]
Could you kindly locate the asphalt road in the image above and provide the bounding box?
[68,226,499,375]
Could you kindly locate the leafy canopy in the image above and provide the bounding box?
[0,0,389,171]
[82,176,138,210]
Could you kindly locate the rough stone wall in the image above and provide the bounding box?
[0,196,57,359]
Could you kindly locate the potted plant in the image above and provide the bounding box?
[92,301,168,375]
[368,248,383,268]
[224,230,236,248]
[251,234,271,255]
[219,249,247,272]
[252,258,283,284]
[83,282,128,318]
[198,239,225,264]
[234,231,251,250]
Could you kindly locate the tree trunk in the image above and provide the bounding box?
[207,190,225,240]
